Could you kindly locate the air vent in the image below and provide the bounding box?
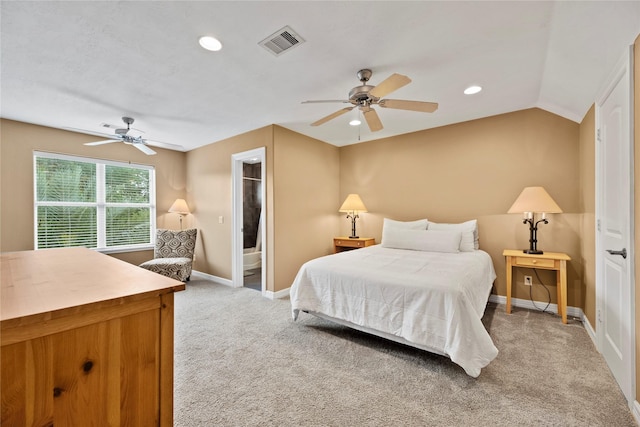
[259,26,305,56]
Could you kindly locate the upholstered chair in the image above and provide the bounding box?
[139,228,197,282]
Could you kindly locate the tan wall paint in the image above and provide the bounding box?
[579,105,596,325]
[0,119,186,264]
[185,125,274,284]
[340,108,583,306]
[272,126,340,291]
[184,125,339,292]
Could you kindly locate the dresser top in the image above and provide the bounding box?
[1,247,185,323]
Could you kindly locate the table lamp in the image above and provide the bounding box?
[169,198,190,230]
[508,186,562,254]
[339,194,367,239]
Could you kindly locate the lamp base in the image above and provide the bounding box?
[523,249,544,254]
[349,235,359,239]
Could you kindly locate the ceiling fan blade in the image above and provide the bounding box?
[302,100,351,104]
[369,73,412,99]
[361,107,383,132]
[84,139,121,146]
[311,107,355,126]
[132,143,157,155]
[379,99,439,113]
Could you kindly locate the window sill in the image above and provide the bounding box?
[94,245,154,255]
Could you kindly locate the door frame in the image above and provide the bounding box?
[231,147,266,294]
[594,45,635,403]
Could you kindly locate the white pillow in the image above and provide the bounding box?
[427,219,478,252]
[383,218,428,230]
[381,228,461,253]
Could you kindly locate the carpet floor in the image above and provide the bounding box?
[174,279,636,426]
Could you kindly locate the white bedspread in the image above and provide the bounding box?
[290,245,498,377]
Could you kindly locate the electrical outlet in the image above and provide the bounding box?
[524,275,533,286]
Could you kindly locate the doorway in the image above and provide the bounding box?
[595,45,635,404]
[232,148,266,294]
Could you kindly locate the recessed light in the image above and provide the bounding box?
[199,36,222,52]
[349,119,361,126]
[464,85,482,95]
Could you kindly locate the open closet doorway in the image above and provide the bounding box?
[232,147,266,294]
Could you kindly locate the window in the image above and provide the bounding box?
[34,151,156,252]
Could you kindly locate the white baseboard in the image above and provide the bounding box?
[191,270,290,300]
[488,294,584,321]
[582,313,597,346]
[264,287,290,300]
[191,270,233,287]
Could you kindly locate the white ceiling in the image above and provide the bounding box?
[2,1,639,151]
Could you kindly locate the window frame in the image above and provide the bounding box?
[33,151,156,253]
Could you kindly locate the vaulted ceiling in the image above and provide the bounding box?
[2,1,639,151]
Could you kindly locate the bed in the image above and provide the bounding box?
[290,219,498,377]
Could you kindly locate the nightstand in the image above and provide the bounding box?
[503,249,571,324]
[334,237,375,253]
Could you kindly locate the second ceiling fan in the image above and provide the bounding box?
[69,116,182,155]
[303,69,438,132]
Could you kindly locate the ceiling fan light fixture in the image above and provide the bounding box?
[464,85,482,95]
[199,36,222,52]
[349,119,361,126]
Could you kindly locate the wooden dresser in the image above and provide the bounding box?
[1,247,185,426]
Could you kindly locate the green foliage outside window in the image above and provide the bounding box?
[35,154,155,250]
[36,158,96,203]
[105,165,150,203]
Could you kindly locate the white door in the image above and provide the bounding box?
[596,45,634,403]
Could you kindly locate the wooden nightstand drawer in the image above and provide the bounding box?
[514,256,555,268]
[335,239,365,248]
[334,237,375,253]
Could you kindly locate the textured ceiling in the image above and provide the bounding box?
[1,1,639,152]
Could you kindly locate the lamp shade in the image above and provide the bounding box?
[339,194,367,213]
[507,187,562,214]
[168,198,190,215]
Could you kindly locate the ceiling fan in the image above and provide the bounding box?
[303,69,438,132]
[70,116,182,155]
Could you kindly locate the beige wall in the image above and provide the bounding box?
[579,105,596,325]
[185,125,340,292]
[185,125,274,283]
[272,126,340,291]
[0,119,187,264]
[340,108,583,306]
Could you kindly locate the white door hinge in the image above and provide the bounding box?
[597,128,602,142]
[597,219,601,232]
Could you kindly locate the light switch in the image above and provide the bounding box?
[218,216,224,224]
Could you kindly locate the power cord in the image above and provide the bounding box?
[528,271,583,323]
[530,269,553,315]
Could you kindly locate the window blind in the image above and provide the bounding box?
[34,152,155,251]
